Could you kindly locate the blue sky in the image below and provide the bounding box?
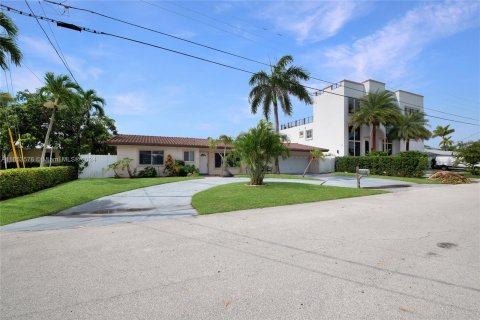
[2,0,480,147]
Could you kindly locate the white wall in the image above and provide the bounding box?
[78,154,118,178]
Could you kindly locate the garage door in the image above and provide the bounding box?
[279,157,309,174]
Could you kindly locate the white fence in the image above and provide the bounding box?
[79,154,118,178]
[318,156,335,173]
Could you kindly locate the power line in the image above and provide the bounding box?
[23,0,79,85]
[44,0,478,123]
[4,4,479,128]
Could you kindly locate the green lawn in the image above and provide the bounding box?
[192,182,385,215]
[0,177,202,226]
[332,172,441,184]
[235,174,319,180]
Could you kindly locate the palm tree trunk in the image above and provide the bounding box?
[273,101,280,173]
[40,107,56,167]
[371,124,377,152]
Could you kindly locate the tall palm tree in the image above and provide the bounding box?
[248,55,311,172]
[248,55,312,132]
[389,112,431,151]
[75,89,105,149]
[350,90,400,152]
[39,72,79,167]
[432,125,455,150]
[0,12,22,70]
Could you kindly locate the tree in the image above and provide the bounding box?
[350,90,400,152]
[302,149,324,177]
[0,12,22,70]
[39,72,79,167]
[208,134,233,177]
[432,125,455,150]
[248,55,312,172]
[389,112,431,151]
[234,120,289,185]
[455,141,480,175]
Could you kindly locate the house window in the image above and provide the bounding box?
[404,107,419,115]
[183,151,194,162]
[383,140,393,155]
[348,126,361,156]
[139,150,164,165]
[299,131,304,138]
[306,129,313,140]
[348,97,359,114]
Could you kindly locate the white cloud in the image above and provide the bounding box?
[10,68,44,92]
[108,85,185,116]
[261,1,366,44]
[110,93,146,116]
[322,1,480,81]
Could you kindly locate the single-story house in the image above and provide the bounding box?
[107,134,329,176]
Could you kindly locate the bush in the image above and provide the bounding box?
[137,166,157,178]
[365,151,389,157]
[335,152,428,177]
[0,166,77,200]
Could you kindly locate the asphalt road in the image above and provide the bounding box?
[1,183,479,319]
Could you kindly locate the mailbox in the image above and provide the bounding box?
[357,169,370,176]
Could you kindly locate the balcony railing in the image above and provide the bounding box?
[280,116,313,130]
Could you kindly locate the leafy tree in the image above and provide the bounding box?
[234,120,289,185]
[248,55,311,172]
[432,125,455,150]
[350,90,400,152]
[39,72,79,166]
[455,141,480,175]
[389,112,431,151]
[208,134,233,177]
[0,12,22,70]
[104,157,134,178]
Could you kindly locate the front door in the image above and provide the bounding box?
[199,153,208,174]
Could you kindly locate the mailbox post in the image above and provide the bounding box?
[356,166,370,188]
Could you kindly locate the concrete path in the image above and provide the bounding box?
[1,176,446,232]
[1,183,479,320]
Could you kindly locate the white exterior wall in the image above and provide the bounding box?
[280,79,426,157]
[116,145,201,177]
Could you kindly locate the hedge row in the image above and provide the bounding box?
[335,153,428,177]
[0,166,77,200]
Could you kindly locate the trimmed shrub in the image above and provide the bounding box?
[335,152,428,177]
[137,166,157,178]
[0,166,77,200]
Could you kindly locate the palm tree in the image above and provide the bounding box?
[234,120,289,185]
[0,12,22,70]
[248,55,312,132]
[350,90,400,152]
[432,125,455,150]
[39,72,79,167]
[389,112,431,151]
[208,134,233,177]
[75,89,105,149]
[439,136,454,151]
[248,55,312,172]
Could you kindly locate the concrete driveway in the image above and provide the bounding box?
[0,175,439,232]
[1,183,479,319]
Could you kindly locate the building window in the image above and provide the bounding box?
[183,151,194,162]
[404,107,419,115]
[348,126,361,156]
[383,140,393,155]
[306,129,313,140]
[139,150,164,165]
[299,131,304,138]
[348,97,359,114]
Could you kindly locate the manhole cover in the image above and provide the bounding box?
[436,242,457,249]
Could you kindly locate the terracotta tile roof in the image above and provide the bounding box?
[107,134,328,152]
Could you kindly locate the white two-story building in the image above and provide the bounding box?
[280,79,425,156]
